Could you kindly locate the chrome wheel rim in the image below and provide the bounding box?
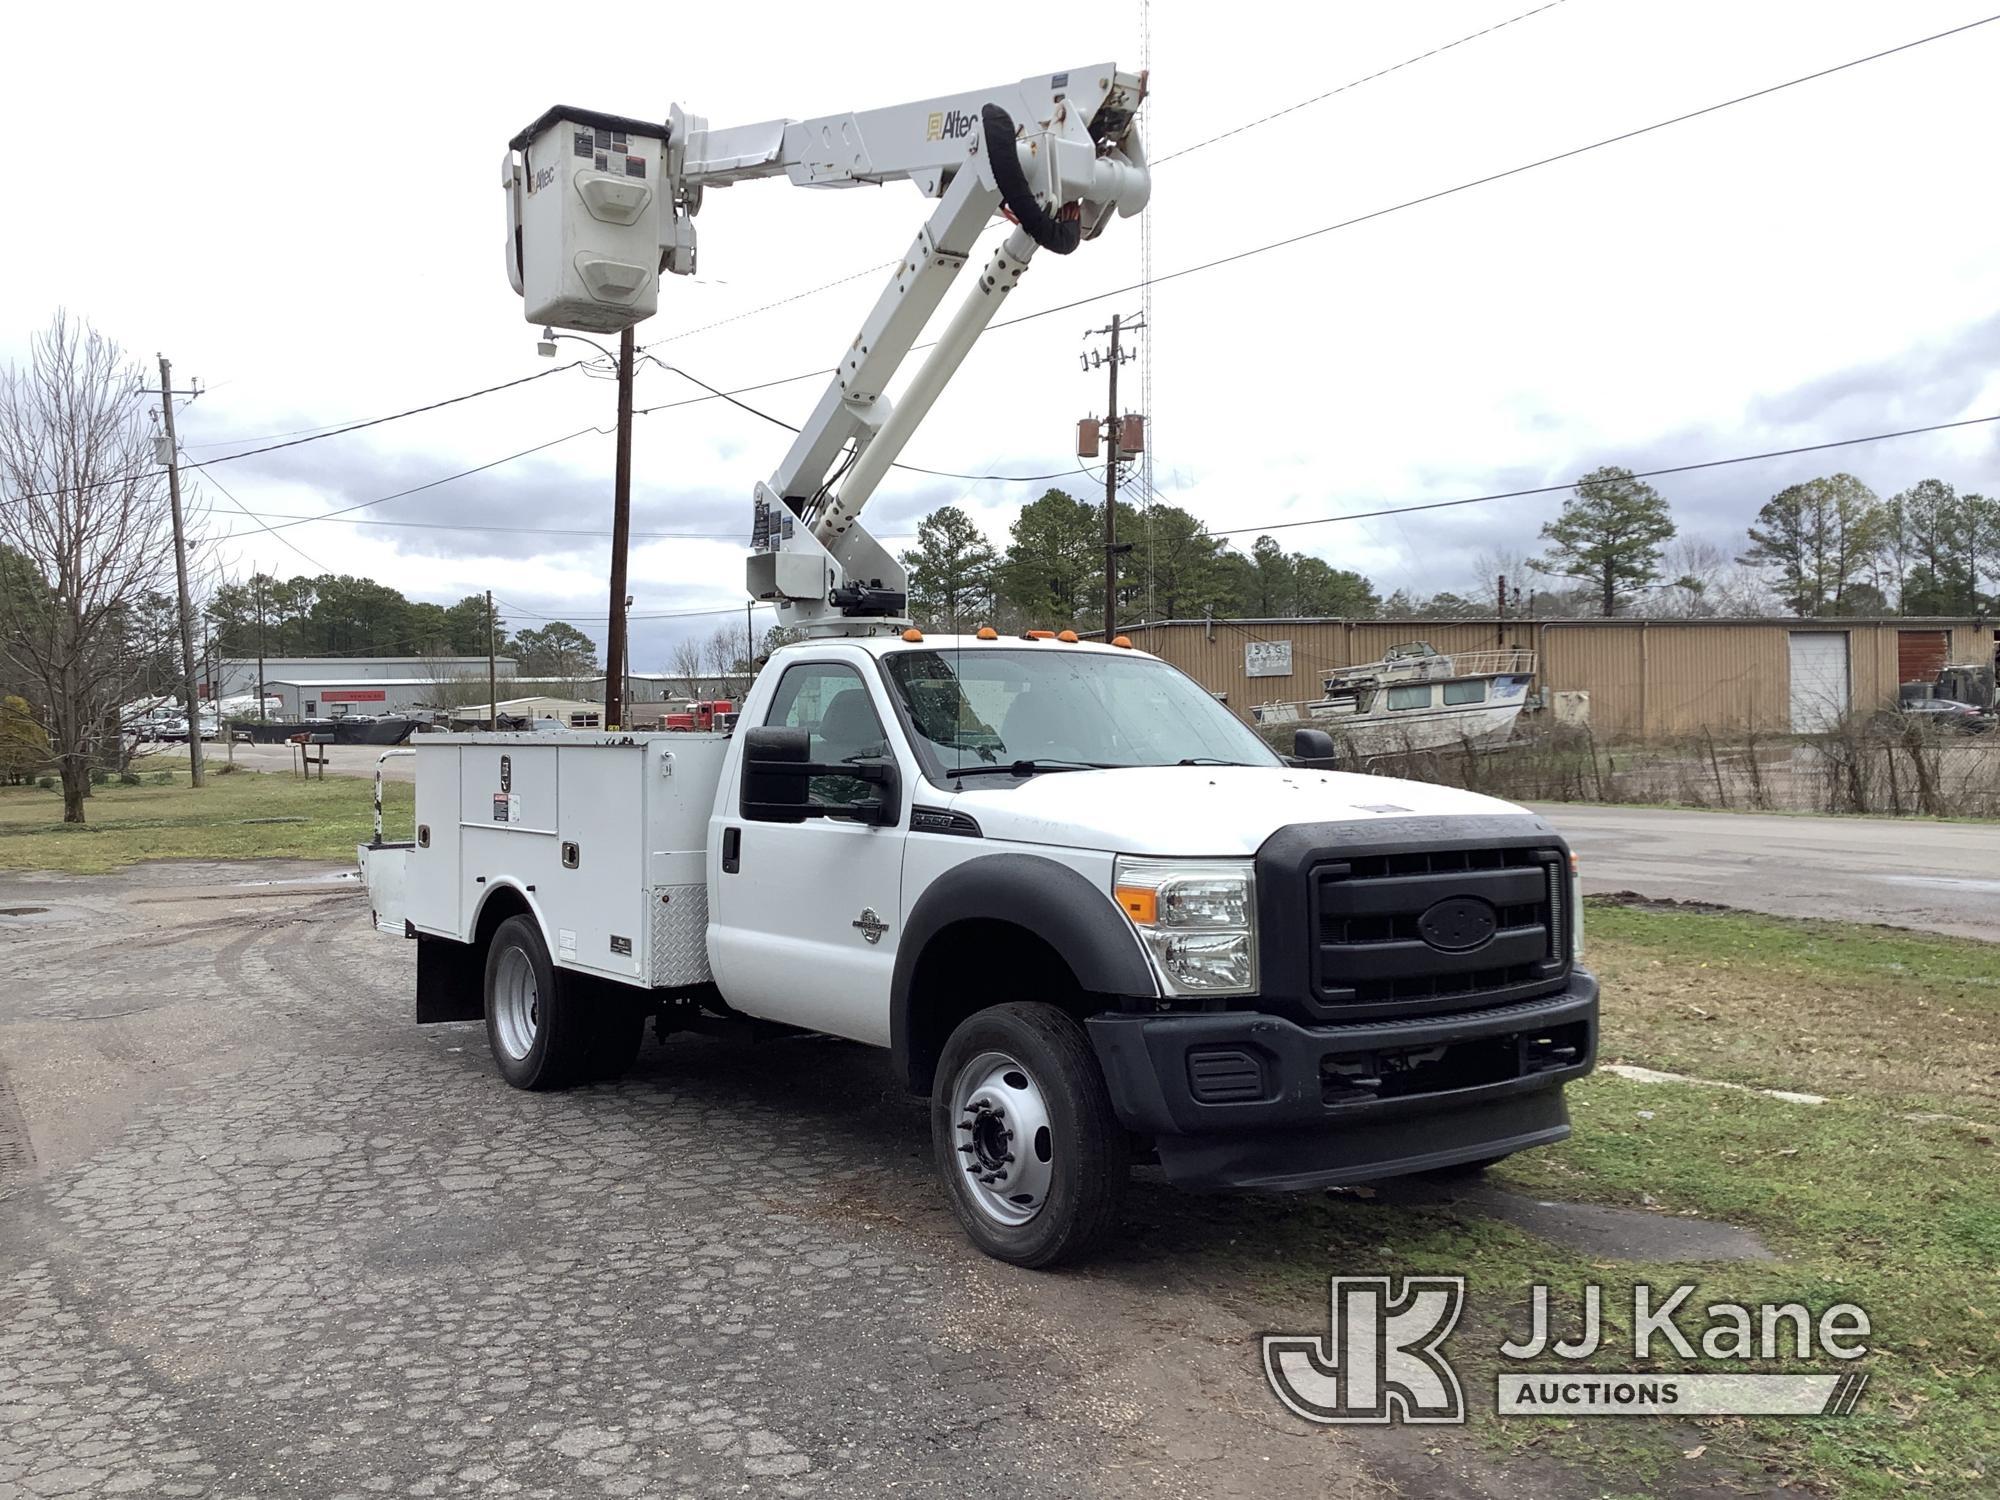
[949,1049,1055,1227]
[493,946,540,1060]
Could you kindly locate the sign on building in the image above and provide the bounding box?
[1245,640,1294,678]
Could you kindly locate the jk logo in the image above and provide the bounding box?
[1263,1276,1466,1424]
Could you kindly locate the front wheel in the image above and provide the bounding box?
[930,1002,1127,1268]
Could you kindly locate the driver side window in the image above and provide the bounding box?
[764,661,889,808]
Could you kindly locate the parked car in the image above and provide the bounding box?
[1893,699,1993,733]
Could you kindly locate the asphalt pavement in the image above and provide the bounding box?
[4,862,1550,1500]
[1539,803,2000,942]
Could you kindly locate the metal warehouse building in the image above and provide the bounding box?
[1122,617,1996,739]
[216,655,518,717]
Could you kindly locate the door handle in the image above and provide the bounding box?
[722,826,741,874]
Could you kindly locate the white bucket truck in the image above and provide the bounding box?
[361,65,1596,1266]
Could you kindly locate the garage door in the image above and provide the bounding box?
[1897,629,1948,686]
[1788,632,1850,732]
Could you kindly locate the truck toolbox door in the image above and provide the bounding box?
[709,659,907,1043]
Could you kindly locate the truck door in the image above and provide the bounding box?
[708,658,907,1044]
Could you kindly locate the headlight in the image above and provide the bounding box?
[1113,856,1258,996]
[1569,853,1585,962]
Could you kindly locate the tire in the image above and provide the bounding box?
[931,1002,1127,1268]
[483,914,591,1090]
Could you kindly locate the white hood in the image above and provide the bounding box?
[940,766,1537,856]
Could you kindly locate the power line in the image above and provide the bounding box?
[188,459,333,572]
[1152,0,1574,164]
[1205,411,2000,538]
[637,356,1094,482]
[637,261,899,350]
[6,363,592,504]
[982,13,2000,339]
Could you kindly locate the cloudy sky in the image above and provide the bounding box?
[10,0,1998,663]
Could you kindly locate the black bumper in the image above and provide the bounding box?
[1086,973,1598,1190]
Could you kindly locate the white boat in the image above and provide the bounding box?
[1253,642,1536,754]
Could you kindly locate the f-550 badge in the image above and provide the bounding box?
[852,908,889,944]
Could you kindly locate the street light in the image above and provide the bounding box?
[536,325,637,730]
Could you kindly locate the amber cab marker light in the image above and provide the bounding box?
[1056,629,1079,643]
[1024,629,1056,640]
[1114,885,1157,925]
[1111,635,1133,649]
[976,626,999,641]
[901,627,923,642]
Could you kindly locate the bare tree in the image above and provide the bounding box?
[418,643,485,714]
[668,635,707,700]
[704,626,743,698]
[0,315,194,822]
[1653,536,1732,617]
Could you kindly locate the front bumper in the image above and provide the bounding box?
[1086,973,1597,1190]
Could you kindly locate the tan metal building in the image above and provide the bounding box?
[1119,617,1995,740]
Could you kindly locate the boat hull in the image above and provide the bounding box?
[232,718,419,746]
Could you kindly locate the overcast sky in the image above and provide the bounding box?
[10,0,1999,664]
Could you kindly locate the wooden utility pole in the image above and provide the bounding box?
[605,327,636,730]
[253,575,268,721]
[1101,314,1121,641]
[154,356,205,786]
[486,590,499,731]
[1080,315,1141,641]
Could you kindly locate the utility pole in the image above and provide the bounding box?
[1079,315,1142,641]
[151,356,205,786]
[486,590,499,731]
[253,575,268,722]
[605,327,636,730]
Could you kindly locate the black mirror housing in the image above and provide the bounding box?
[1290,727,1339,769]
[741,725,811,821]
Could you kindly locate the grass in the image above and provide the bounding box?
[0,756,409,873]
[1140,902,1999,1496]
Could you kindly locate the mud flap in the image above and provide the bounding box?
[416,935,485,1024]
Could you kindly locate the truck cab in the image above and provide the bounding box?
[364,632,1595,1267]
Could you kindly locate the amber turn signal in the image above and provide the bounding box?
[1113,886,1158,925]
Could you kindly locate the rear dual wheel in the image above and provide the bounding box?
[483,915,645,1089]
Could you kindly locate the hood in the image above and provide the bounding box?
[940,765,1534,856]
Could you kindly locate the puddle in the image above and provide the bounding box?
[0,907,49,917]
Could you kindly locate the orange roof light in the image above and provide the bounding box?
[1056,629,1079,643]
[1111,635,1134,649]
[1024,629,1056,640]
[976,626,999,641]
[901,627,924,642]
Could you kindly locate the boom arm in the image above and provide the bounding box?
[502,66,1149,636]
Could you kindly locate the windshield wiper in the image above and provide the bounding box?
[1175,757,1255,767]
[947,758,1114,779]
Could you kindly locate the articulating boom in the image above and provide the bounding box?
[503,66,1150,636]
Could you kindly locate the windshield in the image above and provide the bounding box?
[881,647,1282,781]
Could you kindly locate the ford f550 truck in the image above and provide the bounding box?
[360,631,1596,1266]
[360,68,1595,1264]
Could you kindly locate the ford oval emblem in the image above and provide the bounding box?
[1417,896,1497,953]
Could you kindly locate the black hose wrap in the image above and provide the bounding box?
[980,104,1081,255]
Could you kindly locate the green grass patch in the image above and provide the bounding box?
[1143,905,1999,1496]
[0,757,409,873]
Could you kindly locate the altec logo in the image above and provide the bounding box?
[926,108,978,143]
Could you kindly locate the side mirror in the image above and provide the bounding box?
[844,756,902,827]
[740,727,903,827]
[741,725,811,822]
[1290,727,1339,769]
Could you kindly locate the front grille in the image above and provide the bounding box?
[1312,845,1569,1012]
